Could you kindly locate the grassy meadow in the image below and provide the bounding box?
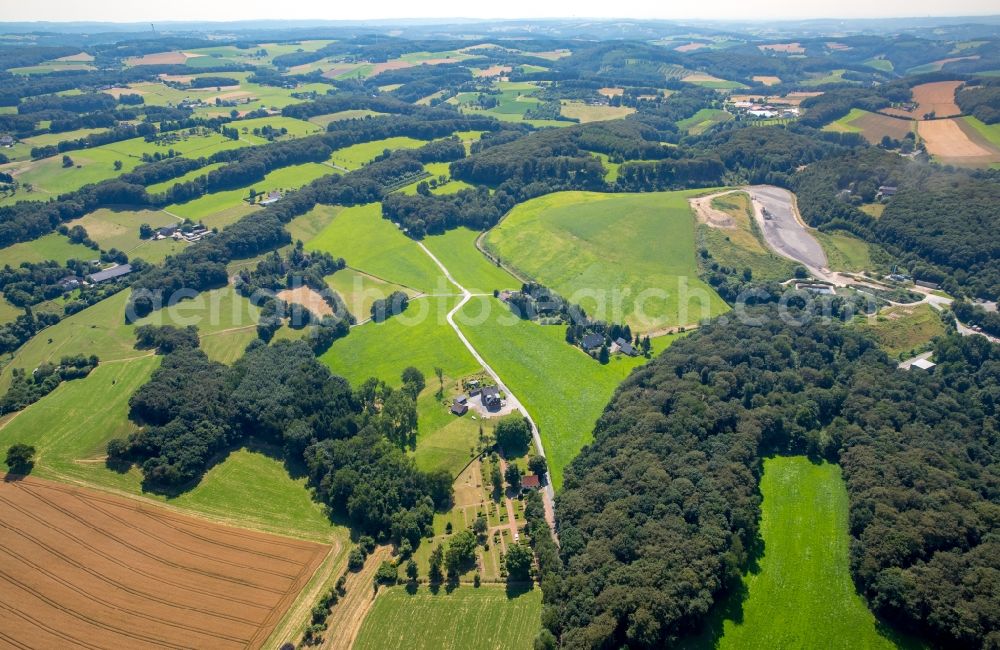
[329,136,429,170]
[484,191,729,332]
[456,296,670,488]
[354,585,542,650]
[307,203,448,292]
[682,456,919,649]
[0,356,341,541]
[67,208,186,263]
[422,227,519,294]
[677,108,733,135]
[0,232,96,266]
[814,230,878,272]
[164,161,333,226]
[856,304,947,359]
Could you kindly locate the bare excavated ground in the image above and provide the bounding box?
[689,191,739,229]
[277,286,335,316]
[0,475,328,649]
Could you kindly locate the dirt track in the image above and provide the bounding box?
[322,546,392,650]
[689,191,739,228]
[0,475,328,649]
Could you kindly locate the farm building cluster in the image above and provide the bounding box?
[152,224,213,243]
[729,99,801,120]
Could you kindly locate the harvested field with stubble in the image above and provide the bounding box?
[0,476,329,649]
[882,81,962,119]
[277,286,334,316]
[919,118,1000,166]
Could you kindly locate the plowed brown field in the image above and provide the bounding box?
[882,80,962,119]
[0,476,328,649]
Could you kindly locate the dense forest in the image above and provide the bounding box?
[544,310,998,648]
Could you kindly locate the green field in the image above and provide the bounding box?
[0,356,341,541]
[354,585,542,650]
[0,232,95,266]
[164,162,333,226]
[422,227,519,294]
[232,115,323,144]
[326,269,415,320]
[560,101,636,123]
[145,162,225,195]
[395,162,475,196]
[699,192,797,282]
[320,296,477,386]
[822,107,866,134]
[0,286,260,392]
[856,304,947,358]
[864,57,894,72]
[285,203,342,245]
[329,136,429,170]
[0,131,247,205]
[21,127,110,148]
[484,191,729,332]
[802,69,848,86]
[67,208,185,262]
[307,203,447,293]
[963,116,1000,149]
[683,456,918,649]
[0,297,21,324]
[814,230,877,272]
[307,109,387,128]
[457,296,668,488]
[677,108,733,135]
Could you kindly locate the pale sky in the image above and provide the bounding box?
[1,0,997,24]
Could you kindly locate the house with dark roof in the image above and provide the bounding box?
[612,337,638,356]
[481,385,501,411]
[580,332,604,351]
[521,474,541,490]
[451,400,468,416]
[58,276,82,291]
[87,264,133,284]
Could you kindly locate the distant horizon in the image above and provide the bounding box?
[3,14,1000,25]
[1,0,999,26]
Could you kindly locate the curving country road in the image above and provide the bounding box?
[745,185,829,275]
[416,242,558,536]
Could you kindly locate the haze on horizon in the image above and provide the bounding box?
[1,0,998,25]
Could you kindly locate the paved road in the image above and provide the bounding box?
[417,242,558,537]
[746,185,829,274]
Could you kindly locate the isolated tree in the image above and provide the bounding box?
[139,223,153,239]
[62,154,74,168]
[505,543,533,582]
[405,559,418,582]
[434,366,444,397]
[5,444,35,473]
[113,160,123,171]
[528,455,548,477]
[598,344,610,364]
[490,462,504,497]
[428,544,444,583]
[401,366,425,400]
